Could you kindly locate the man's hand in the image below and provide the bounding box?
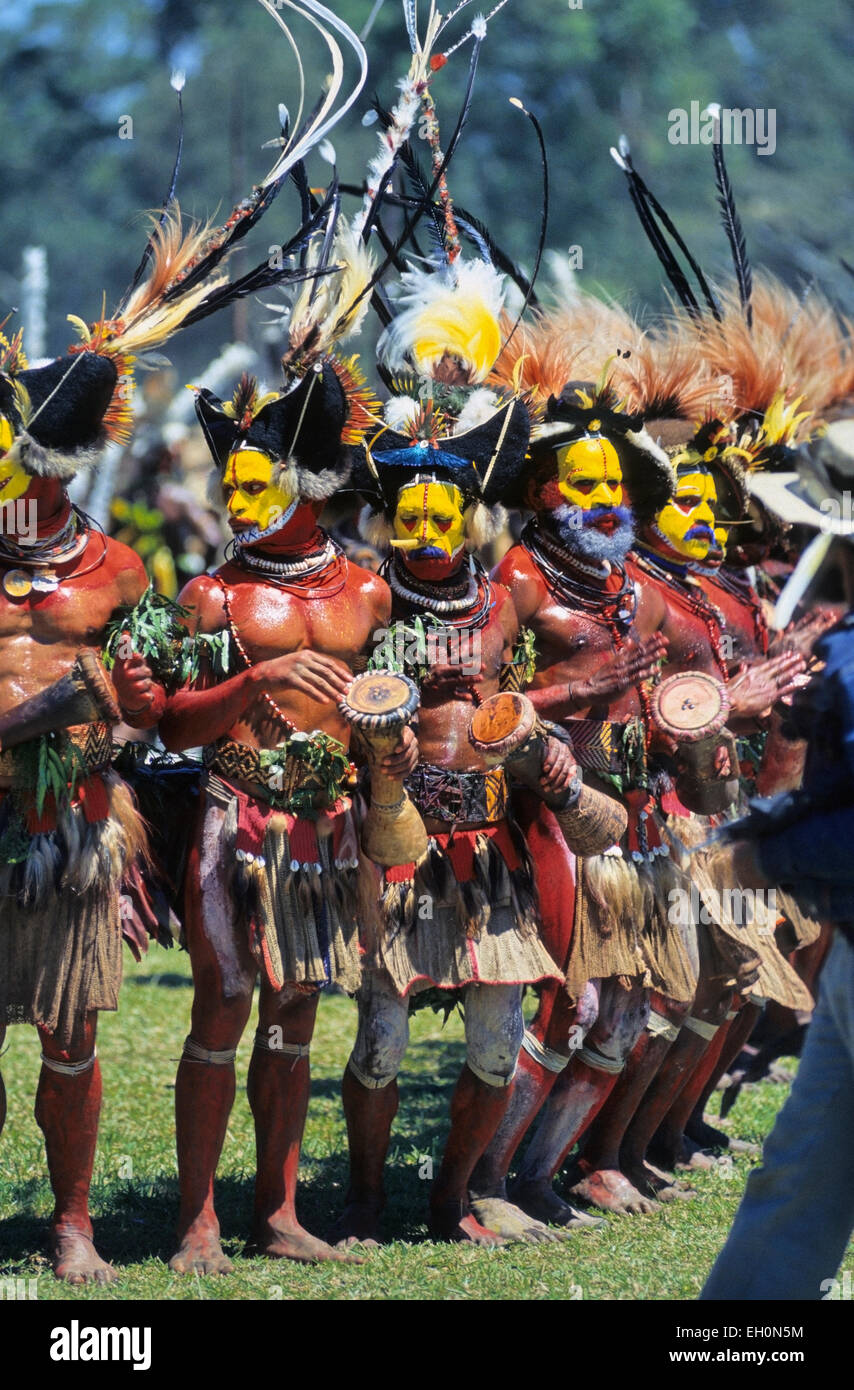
[112,640,167,726]
[380,724,419,778]
[728,651,807,719]
[422,661,481,699]
[768,607,837,660]
[255,650,353,704]
[573,633,668,705]
[540,735,579,796]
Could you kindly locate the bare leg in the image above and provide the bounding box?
[582,997,694,1204]
[430,1065,512,1246]
[471,983,603,1236]
[432,983,527,1245]
[682,1002,761,1153]
[511,979,654,1217]
[627,985,733,1181]
[36,1013,116,1285]
[170,826,255,1276]
[331,1067,399,1247]
[249,987,363,1265]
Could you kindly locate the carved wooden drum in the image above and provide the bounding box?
[651,671,738,815]
[340,670,427,867]
[469,691,628,857]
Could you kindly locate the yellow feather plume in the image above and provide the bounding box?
[379,259,505,384]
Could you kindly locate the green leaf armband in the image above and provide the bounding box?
[103,584,232,693]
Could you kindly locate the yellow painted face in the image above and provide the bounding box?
[221,447,296,533]
[556,435,623,512]
[714,523,729,558]
[393,479,466,567]
[655,468,718,560]
[0,416,30,503]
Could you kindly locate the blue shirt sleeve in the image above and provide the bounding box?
[757,806,854,884]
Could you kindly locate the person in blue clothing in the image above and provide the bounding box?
[703,418,854,1301]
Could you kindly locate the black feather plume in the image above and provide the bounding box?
[710,114,753,327]
[125,74,185,300]
[499,100,549,357]
[619,138,721,320]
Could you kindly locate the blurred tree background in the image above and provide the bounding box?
[0,0,852,381]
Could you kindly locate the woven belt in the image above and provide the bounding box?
[203,737,349,812]
[565,717,643,778]
[0,722,113,781]
[405,761,509,824]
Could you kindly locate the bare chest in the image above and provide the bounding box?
[221,579,378,665]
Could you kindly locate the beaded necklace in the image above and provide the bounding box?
[385,551,493,629]
[226,532,347,598]
[633,544,729,679]
[521,519,637,646]
[702,564,769,655]
[0,505,107,598]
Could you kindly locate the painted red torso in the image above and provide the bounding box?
[175,551,390,752]
[496,542,665,722]
[0,530,146,724]
[397,577,517,773]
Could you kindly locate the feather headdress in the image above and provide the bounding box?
[488,294,675,517]
[0,0,368,482]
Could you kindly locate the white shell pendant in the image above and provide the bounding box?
[31,572,59,593]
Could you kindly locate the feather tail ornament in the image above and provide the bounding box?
[706,104,753,329]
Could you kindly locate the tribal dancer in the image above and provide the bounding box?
[469,307,705,1225]
[328,190,602,1244]
[603,413,809,1202]
[0,85,311,1277]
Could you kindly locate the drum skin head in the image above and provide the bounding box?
[469,691,537,757]
[341,670,420,728]
[652,671,729,742]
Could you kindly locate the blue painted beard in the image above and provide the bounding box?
[551,503,636,565]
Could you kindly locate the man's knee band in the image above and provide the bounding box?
[40,1049,97,1077]
[347,1055,397,1091]
[646,1011,681,1044]
[181,1035,238,1065]
[253,1028,310,1059]
[682,1016,719,1042]
[468,1057,516,1089]
[577,1044,625,1074]
[521,1029,570,1075]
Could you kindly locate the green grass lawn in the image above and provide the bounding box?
[0,947,809,1301]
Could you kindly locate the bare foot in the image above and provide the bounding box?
[430,1201,507,1246]
[251,1219,365,1264]
[510,1178,605,1229]
[329,1200,382,1250]
[469,1195,568,1243]
[569,1167,659,1215]
[678,1147,723,1171]
[169,1222,233,1276]
[51,1227,117,1285]
[623,1160,696,1203]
